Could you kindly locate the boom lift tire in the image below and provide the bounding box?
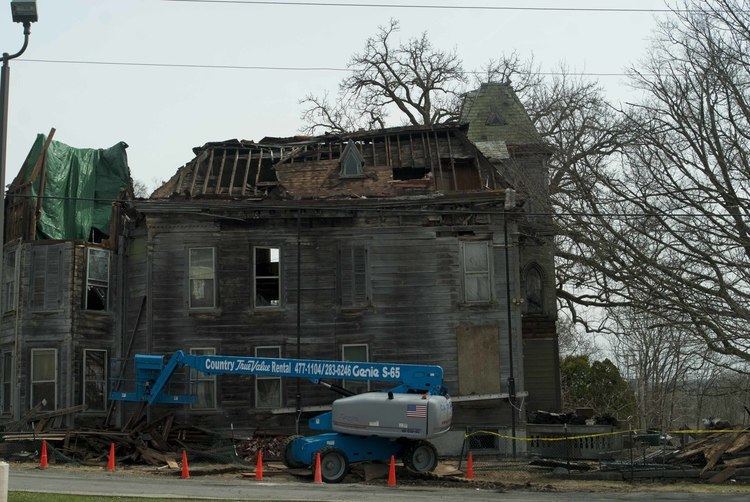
[282,435,305,468]
[403,440,438,473]
[318,446,350,483]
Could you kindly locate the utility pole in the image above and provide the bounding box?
[1,1,38,419]
[1,0,38,304]
[504,189,517,458]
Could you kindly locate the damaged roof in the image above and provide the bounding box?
[152,123,509,201]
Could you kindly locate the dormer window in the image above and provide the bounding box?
[340,140,365,178]
[486,104,507,126]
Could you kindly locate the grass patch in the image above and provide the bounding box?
[10,493,213,502]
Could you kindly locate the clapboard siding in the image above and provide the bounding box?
[124,209,527,431]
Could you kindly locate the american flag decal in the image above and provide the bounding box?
[406,404,427,418]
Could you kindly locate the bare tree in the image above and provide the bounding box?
[551,0,750,366]
[300,19,465,134]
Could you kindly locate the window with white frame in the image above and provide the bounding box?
[85,248,110,311]
[254,247,280,308]
[189,347,217,409]
[3,249,17,312]
[461,241,492,303]
[189,247,216,309]
[31,349,57,411]
[342,344,369,394]
[1,352,12,414]
[255,346,282,408]
[83,349,107,411]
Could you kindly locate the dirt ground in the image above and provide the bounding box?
[8,459,750,495]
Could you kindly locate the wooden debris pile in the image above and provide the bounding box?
[235,434,289,462]
[665,429,750,482]
[2,407,249,467]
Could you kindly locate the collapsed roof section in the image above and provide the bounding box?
[151,123,510,200]
[6,131,133,242]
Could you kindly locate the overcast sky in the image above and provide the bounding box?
[0,0,671,188]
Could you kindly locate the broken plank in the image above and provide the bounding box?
[708,466,737,483]
[228,149,240,195]
[241,150,253,195]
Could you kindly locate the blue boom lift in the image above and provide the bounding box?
[111,351,453,482]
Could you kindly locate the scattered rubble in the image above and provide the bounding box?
[1,406,290,469]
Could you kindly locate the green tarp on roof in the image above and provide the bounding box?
[16,134,132,240]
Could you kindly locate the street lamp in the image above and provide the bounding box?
[1,0,37,299]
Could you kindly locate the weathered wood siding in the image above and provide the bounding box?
[124,209,525,432]
[0,240,121,424]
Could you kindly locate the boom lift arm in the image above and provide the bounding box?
[112,350,446,405]
[111,350,452,483]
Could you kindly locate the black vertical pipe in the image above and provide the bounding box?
[504,216,517,458]
[295,211,302,434]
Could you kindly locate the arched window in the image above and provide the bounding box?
[524,264,544,314]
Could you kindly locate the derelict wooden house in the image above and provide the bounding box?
[0,131,133,426]
[121,83,560,445]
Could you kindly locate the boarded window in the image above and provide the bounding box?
[31,348,57,411]
[339,245,369,308]
[29,246,63,311]
[3,249,16,312]
[456,325,501,395]
[189,248,216,309]
[1,352,12,414]
[461,241,492,303]
[83,349,107,412]
[189,348,217,409]
[340,140,365,177]
[342,344,370,394]
[85,248,110,311]
[524,265,544,314]
[254,247,280,308]
[255,346,281,408]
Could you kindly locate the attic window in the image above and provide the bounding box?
[340,140,365,178]
[486,107,507,126]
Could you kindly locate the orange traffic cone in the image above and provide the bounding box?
[180,450,190,479]
[313,452,323,484]
[107,442,116,472]
[387,455,396,487]
[466,451,475,480]
[39,439,48,470]
[255,450,264,481]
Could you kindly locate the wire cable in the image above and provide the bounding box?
[16,58,635,77]
[162,0,702,14]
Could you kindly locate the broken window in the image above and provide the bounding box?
[29,245,62,311]
[340,140,365,177]
[2,352,12,414]
[461,241,492,303]
[524,265,544,314]
[254,247,280,308]
[339,245,369,308]
[342,344,369,394]
[31,348,57,411]
[392,166,428,181]
[189,247,216,309]
[3,249,16,312]
[189,348,217,409]
[85,248,110,311]
[83,349,107,412]
[255,346,282,408]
